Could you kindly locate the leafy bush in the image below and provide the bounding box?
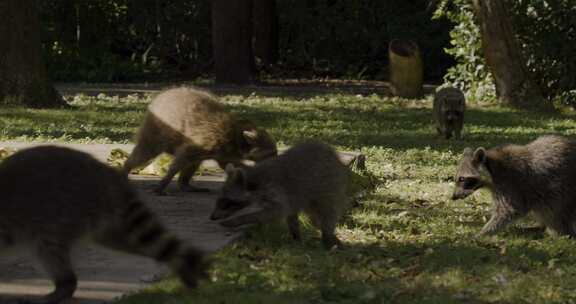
[433,0,495,103]
[510,0,576,107]
[40,0,453,82]
[435,0,576,106]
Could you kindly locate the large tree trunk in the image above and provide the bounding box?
[252,0,278,67]
[212,0,255,84]
[0,0,66,108]
[472,0,553,112]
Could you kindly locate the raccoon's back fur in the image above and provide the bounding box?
[452,135,576,237]
[433,87,465,139]
[211,141,350,249]
[124,86,277,195]
[0,146,208,304]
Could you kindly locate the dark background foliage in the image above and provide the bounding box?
[39,0,453,83]
[39,0,576,106]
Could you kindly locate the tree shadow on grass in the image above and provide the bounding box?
[229,102,576,152]
[183,223,552,304]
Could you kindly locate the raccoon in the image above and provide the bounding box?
[0,146,208,304]
[452,135,576,237]
[210,141,350,249]
[433,87,465,139]
[123,87,277,195]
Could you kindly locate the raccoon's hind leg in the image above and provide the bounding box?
[123,142,162,175]
[26,240,77,304]
[436,127,444,138]
[178,162,210,193]
[310,198,344,250]
[286,214,301,241]
[156,147,206,195]
[455,128,462,140]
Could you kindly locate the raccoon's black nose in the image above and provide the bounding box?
[451,193,459,200]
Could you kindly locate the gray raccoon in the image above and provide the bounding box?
[433,87,465,139]
[452,135,576,237]
[123,87,277,195]
[210,141,350,249]
[0,146,208,304]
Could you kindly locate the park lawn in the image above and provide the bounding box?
[3,91,576,303]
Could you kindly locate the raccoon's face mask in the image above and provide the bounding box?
[452,147,489,200]
[210,164,259,221]
[444,110,462,124]
[242,129,278,162]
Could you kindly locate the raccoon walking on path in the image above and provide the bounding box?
[0,146,208,304]
[210,141,350,249]
[123,87,277,195]
[452,135,576,237]
[433,87,465,139]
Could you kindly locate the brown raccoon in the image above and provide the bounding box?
[123,87,277,195]
[452,135,576,237]
[210,141,350,249]
[433,87,465,139]
[0,146,208,304]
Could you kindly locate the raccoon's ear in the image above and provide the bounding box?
[463,147,473,157]
[243,129,259,145]
[473,147,486,164]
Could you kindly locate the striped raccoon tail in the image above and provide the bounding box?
[121,197,210,288]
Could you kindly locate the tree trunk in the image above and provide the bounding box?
[212,0,255,84]
[0,0,66,108]
[389,39,423,99]
[252,0,278,67]
[472,0,553,112]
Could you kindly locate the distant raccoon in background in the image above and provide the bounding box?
[452,135,576,237]
[0,146,208,304]
[433,87,465,139]
[123,87,277,195]
[210,141,350,249]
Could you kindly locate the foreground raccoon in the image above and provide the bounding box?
[0,146,208,304]
[123,87,277,195]
[452,135,576,237]
[433,87,465,139]
[210,141,350,249]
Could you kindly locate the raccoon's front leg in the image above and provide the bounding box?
[455,128,462,140]
[26,241,77,304]
[178,162,210,193]
[220,208,283,227]
[444,129,453,140]
[477,209,520,237]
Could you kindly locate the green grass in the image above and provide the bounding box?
[3,91,576,303]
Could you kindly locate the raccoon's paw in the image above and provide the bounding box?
[322,236,344,250]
